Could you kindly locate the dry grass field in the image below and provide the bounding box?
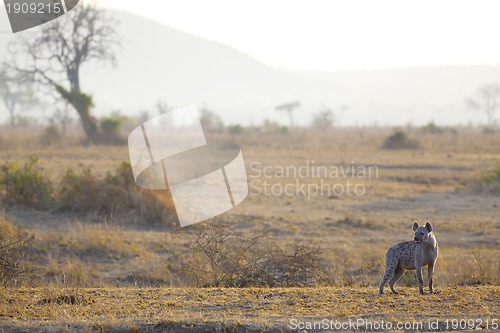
[0,126,498,332]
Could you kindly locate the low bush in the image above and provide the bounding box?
[421,121,445,134]
[382,130,419,149]
[100,116,123,135]
[228,124,243,135]
[137,190,178,226]
[0,157,53,209]
[261,119,288,134]
[98,116,126,145]
[58,167,135,215]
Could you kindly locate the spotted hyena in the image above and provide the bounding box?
[378,221,438,295]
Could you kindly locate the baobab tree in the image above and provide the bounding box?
[275,100,300,127]
[8,3,119,143]
[466,83,500,126]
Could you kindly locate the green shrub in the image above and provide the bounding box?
[228,124,243,135]
[104,161,136,190]
[0,157,53,209]
[98,116,125,145]
[421,121,445,134]
[261,119,288,134]
[100,116,123,135]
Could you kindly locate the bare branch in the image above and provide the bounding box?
[466,83,500,126]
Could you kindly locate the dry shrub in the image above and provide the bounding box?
[137,190,178,226]
[438,248,499,286]
[40,125,62,146]
[173,222,331,287]
[469,162,500,195]
[0,158,178,224]
[382,130,419,149]
[57,161,177,224]
[0,215,36,287]
[58,167,134,214]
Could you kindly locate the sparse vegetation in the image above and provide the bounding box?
[0,159,176,223]
[176,222,330,287]
[470,162,500,194]
[261,119,288,134]
[0,215,36,287]
[0,286,497,332]
[0,127,497,332]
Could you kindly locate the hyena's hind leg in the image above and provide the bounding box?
[379,258,398,294]
[389,267,405,294]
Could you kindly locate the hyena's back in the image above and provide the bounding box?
[386,241,418,270]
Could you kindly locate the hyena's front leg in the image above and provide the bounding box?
[428,262,435,294]
[416,265,424,295]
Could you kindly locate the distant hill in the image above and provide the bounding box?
[1,10,500,126]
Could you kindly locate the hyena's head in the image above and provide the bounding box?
[412,221,433,243]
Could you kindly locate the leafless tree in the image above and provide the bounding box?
[200,102,224,132]
[0,65,38,125]
[466,83,500,126]
[51,104,73,137]
[8,3,120,143]
[156,100,173,115]
[312,105,335,130]
[311,104,348,130]
[276,100,300,127]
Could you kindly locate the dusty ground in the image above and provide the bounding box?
[0,286,498,332]
[0,126,498,331]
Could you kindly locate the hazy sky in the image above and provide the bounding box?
[97,0,500,71]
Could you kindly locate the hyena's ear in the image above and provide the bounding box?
[425,222,433,232]
[412,221,419,231]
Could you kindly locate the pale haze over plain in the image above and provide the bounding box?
[99,0,500,71]
[2,0,500,126]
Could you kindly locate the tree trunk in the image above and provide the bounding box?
[7,103,16,126]
[55,85,99,144]
[76,104,99,144]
